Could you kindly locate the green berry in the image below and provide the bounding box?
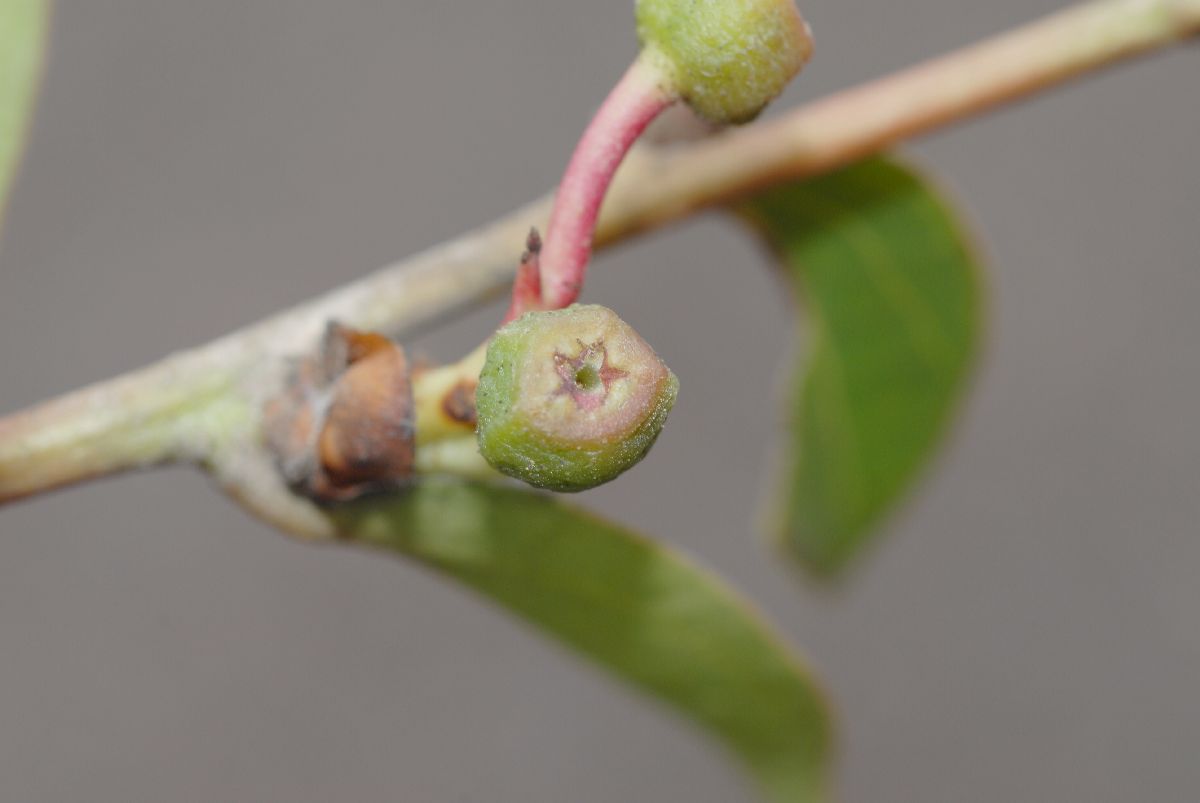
[636,0,813,124]
[475,305,679,492]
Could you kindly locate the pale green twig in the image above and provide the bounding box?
[1,0,1197,532]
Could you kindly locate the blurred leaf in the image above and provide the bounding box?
[738,157,983,577]
[0,0,47,231]
[335,480,833,803]
[0,0,47,233]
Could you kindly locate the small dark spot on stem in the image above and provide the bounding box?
[442,380,478,427]
[525,227,543,255]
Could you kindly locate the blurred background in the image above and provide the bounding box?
[1,1,1198,800]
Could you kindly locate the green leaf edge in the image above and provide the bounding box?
[0,0,50,235]
[736,155,985,578]
[332,480,836,803]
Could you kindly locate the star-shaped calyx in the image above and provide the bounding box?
[475,304,678,492]
[553,339,628,411]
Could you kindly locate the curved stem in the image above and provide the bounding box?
[533,53,675,313]
[599,0,1200,241]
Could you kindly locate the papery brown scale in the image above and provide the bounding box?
[265,322,415,504]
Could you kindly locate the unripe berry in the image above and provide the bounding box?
[636,0,812,124]
[476,305,678,492]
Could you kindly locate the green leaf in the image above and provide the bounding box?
[0,0,48,232]
[334,481,833,803]
[738,157,983,577]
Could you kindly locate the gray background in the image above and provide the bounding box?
[1,1,1198,801]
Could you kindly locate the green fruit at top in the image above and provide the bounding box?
[475,305,679,492]
[636,0,812,124]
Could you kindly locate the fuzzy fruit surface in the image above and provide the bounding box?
[636,0,812,124]
[476,305,679,492]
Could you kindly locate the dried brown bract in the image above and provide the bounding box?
[265,323,414,503]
